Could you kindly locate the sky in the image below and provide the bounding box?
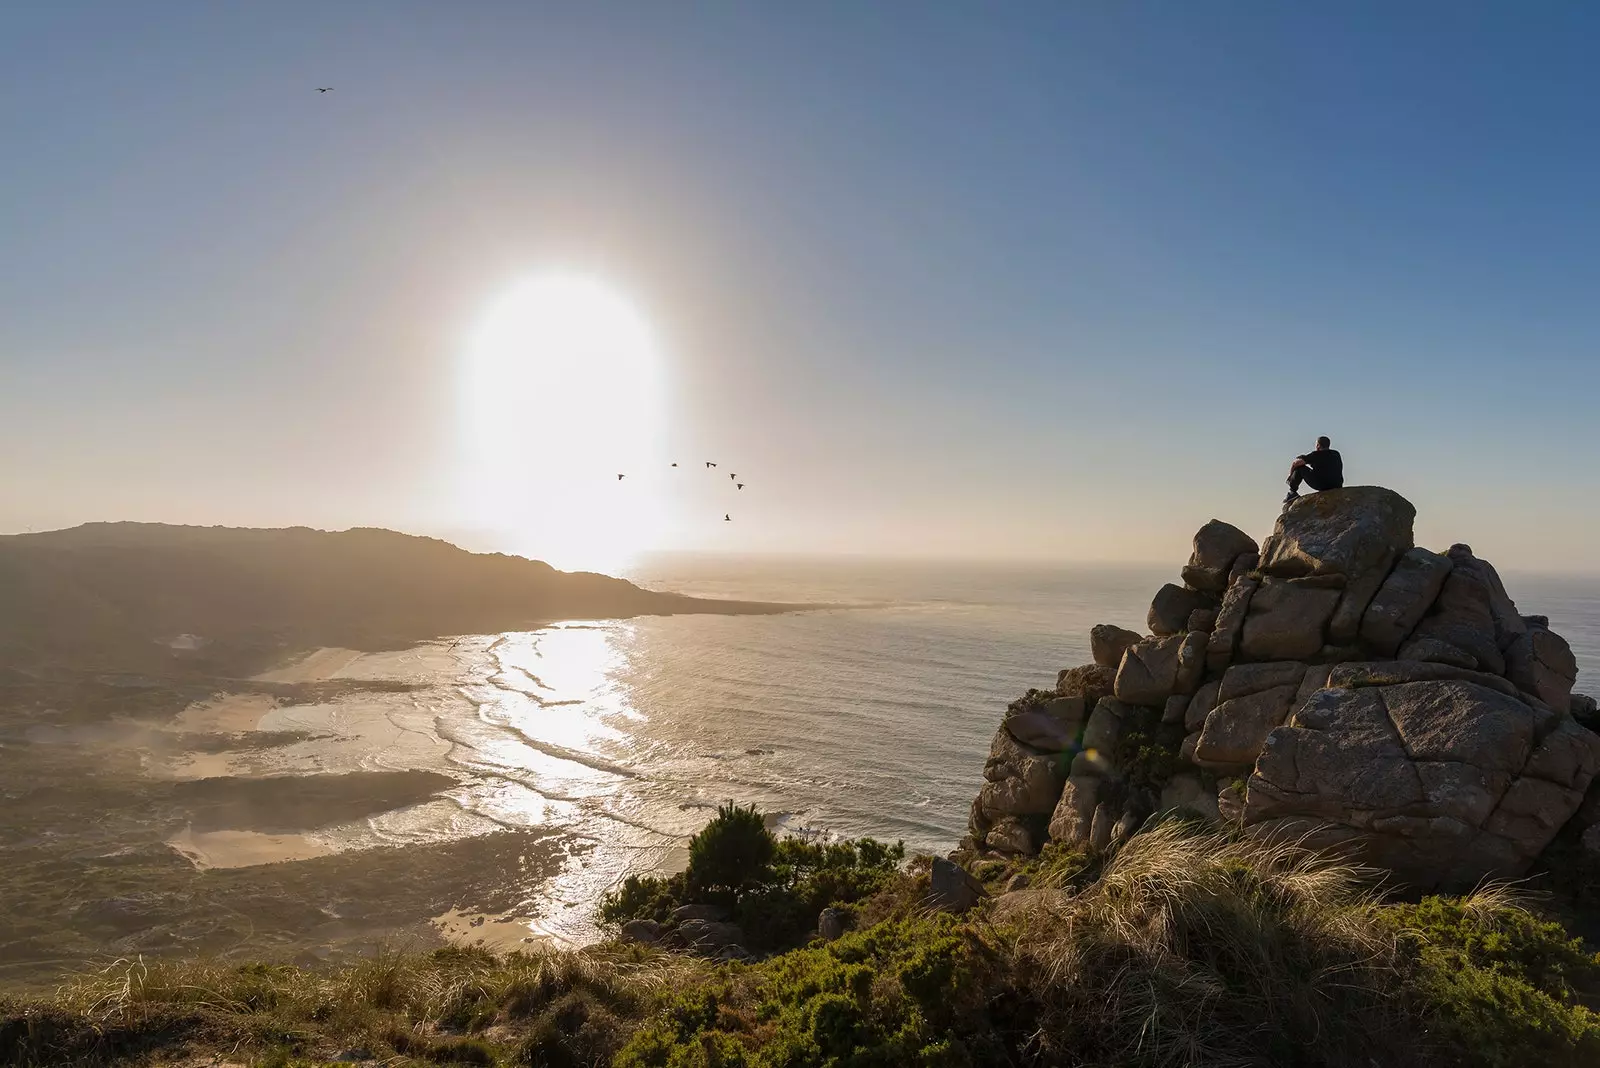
[4,3,1600,572]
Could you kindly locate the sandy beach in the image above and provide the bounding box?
[252,647,365,684]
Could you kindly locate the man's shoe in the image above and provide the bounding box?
[1282,491,1300,507]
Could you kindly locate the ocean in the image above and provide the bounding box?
[204,555,1600,949]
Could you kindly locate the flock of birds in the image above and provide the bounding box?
[616,462,747,522]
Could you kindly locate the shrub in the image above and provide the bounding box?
[601,805,906,953]
[1383,892,1600,1066]
[686,803,777,907]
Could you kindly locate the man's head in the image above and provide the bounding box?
[1315,436,1331,450]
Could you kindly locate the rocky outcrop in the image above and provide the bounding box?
[1090,623,1144,669]
[959,486,1600,893]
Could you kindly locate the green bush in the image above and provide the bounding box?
[1384,893,1600,1066]
[687,803,777,907]
[601,805,905,953]
[614,915,1001,1067]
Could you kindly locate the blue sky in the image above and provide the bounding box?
[3,3,1598,569]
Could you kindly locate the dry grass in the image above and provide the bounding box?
[4,944,701,1066]
[998,822,1407,1067]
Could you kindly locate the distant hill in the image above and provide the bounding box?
[0,522,790,677]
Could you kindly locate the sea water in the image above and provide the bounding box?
[237,555,1600,947]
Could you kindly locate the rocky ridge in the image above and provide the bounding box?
[960,486,1600,890]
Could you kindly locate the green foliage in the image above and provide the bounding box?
[11,819,1600,1068]
[600,871,688,926]
[615,916,999,1067]
[1384,895,1600,1066]
[687,803,778,907]
[601,806,906,954]
[1112,714,1181,795]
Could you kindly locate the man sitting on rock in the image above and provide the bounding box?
[1284,436,1343,505]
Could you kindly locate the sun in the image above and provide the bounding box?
[460,272,666,573]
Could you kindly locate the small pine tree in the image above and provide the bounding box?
[686,801,776,906]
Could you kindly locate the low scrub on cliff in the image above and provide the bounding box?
[4,822,1599,1067]
[598,802,907,952]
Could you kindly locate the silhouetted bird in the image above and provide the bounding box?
[724,514,731,522]
[737,483,744,490]
[671,463,678,467]
[729,473,737,481]
[617,474,625,481]
[317,87,333,93]
[705,462,717,468]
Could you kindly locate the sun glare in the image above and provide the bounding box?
[461,273,665,573]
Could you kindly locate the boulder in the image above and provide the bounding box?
[978,767,1062,817]
[985,817,1037,855]
[1057,663,1117,705]
[1184,680,1221,732]
[1218,661,1309,702]
[1193,684,1300,769]
[620,919,663,945]
[1207,576,1258,673]
[1324,660,1522,700]
[676,919,746,951]
[1245,681,1600,889]
[1004,872,1033,893]
[1090,624,1144,669]
[1448,546,1527,651]
[1005,695,1087,751]
[1238,580,1341,662]
[817,907,847,942]
[1506,626,1578,714]
[1047,774,1101,843]
[1163,694,1189,725]
[1187,608,1218,633]
[1573,693,1600,733]
[671,904,729,924]
[928,857,986,912]
[1115,635,1186,707]
[1404,551,1505,675]
[1228,550,1260,586]
[1149,584,1216,637]
[1397,636,1479,670]
[1089,802,1115,851]
[983,727,1047,780]
[1174,631,1207,695]
[1082,697,1136,755]
[1189,519,1258,574]
[1182,564,1229,593]
[1160,771,1221,821]
[1258,487,1415,580]
[1359,547,1453,656]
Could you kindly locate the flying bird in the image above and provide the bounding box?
[724,514,731,522]
[316,87,333,93]
[671,463,678,467]
[617,474,625,480]
[737,483,744,490]
[729,473,737,481]
[705,462,717,468]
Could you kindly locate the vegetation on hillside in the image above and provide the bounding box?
[3,817,1599,1067]
[599,802,907,952]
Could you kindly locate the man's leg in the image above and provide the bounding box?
[1303,469,1336,493]
[1284,463,1307,504]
